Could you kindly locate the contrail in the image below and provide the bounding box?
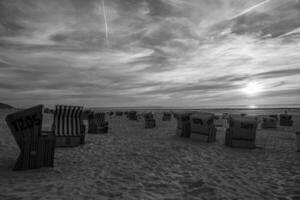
[101,0,109,47]
[230,0,272,20]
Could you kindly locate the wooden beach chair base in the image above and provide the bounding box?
[261,123,277,129]
[225,129,255,149]
[88,126,108,134]
[55,136,84,147]
[191,131,216,143]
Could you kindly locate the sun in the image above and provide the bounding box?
[241,82,263,96]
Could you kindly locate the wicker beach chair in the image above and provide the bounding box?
[116,111,123,116]
[144,112,155,128]
[5,105,55,170]
[190,112,216,142]
[279,114,293,127]
[176,112,191,138]
[53,105,85,147]
[88,112,109,133]
[128,111,138,121]
[162,112,172,121]
[225,116,258,149]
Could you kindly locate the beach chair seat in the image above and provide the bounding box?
[162,112,172,121]
[53,105,85,147]
[5,105,55,170]
[128,111,138,120]
[88,112,109,134]
[279,114,293,127]
[190,113,216,142]
[144,112,155,128]
[261,116,277,129]
[176,113,191,138]
[225,116,258,149]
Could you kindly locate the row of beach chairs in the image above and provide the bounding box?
[5,106,173,170]
[174,112,297,149]
[5,105,109,170]
[6,105,298,171]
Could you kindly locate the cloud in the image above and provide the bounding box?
[0,0,299,107]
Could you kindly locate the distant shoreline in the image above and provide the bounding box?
[91,107,300,111]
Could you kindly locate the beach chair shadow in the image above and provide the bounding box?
[5,105,55,170]
[53,105,85,147]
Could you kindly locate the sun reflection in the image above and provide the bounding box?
[248,105,257,109]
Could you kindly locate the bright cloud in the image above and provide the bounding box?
[0,0,299,107]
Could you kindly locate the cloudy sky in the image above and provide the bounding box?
[0,0,299,108]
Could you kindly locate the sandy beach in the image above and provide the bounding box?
[0,109,299,200]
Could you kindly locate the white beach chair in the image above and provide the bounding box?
[53,105,85,147]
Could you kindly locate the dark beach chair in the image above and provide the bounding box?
[53,105,85,147]
[5,105,55,170]
[225,116,258,149]
[296,132,300,152]
[144,112,155,128]
[128,111,138,120]
[108,111,114,116]
[162,112,172,121]
[176,112,191,138]
[88,112,109,133]
[279,114,293,127]
[261,116,277,129]
[116,111,123,116]
[190,113,216,142]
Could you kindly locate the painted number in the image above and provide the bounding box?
[11,114,42,132]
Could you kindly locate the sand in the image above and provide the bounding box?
[0,109,299,200]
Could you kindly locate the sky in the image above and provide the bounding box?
[0,0,300,108]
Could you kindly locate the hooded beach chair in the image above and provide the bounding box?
[279,114,293,127]
[116,111,123,116]
[176,112,191,138]
[144,112,156,128]
[162,112,172,121]
[88,112,109,133]
[128,111,138,121]
[5,105,55,170]
[190,113,216,142]
[225,116,258,149]
[261,116,277,129]
[53,105,85,147]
